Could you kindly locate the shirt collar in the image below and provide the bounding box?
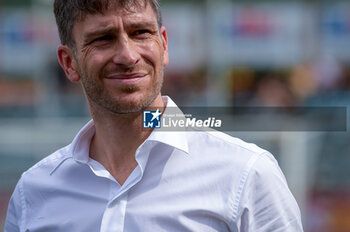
[69,119,95,163]
[68,96,189,163]
[146,96,189,154]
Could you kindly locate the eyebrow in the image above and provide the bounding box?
[83,22,158,41]
[127,22,158,30]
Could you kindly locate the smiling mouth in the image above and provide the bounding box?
[106,73,148,80]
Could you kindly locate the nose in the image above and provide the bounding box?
[112,34,140,67]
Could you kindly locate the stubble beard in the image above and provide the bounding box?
[78,63,164,115]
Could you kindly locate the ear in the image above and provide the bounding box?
[160,26,169,67]
[57,45,81,82]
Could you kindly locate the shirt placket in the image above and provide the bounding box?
[99,142,151,232]
[100,189,129,232]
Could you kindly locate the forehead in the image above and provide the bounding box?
[73,2,157,34]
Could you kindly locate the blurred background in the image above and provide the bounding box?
[1,0,350,231]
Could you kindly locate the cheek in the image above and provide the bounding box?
[81,49,111,74]
[138,40,164,66]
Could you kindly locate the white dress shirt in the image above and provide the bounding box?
[5,97,303,232]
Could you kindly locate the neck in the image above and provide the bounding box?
[88,95,165,185]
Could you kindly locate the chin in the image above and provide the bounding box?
[106,93,159,114]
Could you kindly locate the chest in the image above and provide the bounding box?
[25,153,238,232]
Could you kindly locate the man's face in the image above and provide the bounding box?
[69,2,168,114]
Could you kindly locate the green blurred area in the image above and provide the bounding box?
[0,0,31,7]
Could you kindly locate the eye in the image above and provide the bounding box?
[132,29,152,37]
[91,35,114,43]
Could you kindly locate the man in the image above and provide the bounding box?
[5,0,303,231]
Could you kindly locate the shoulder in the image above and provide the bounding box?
[183,129,276,189]
[186,129,268,162]
[10,145,75,212]
[206,130,266,154]
[6,145,77,231]
[21,145,72,183]
[182,130,302,227]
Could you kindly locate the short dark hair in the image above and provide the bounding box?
[53,0,162,48]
